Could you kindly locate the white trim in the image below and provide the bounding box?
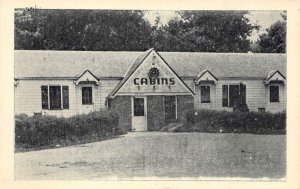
[222,84,242,107]
[75,70,99,85]
[195,70,218,84]
[199,85,211,104]
[117,92,191,96]
[113,50,194,98]
[131,96,147,131]
[269,84,280,103]
[81,85,94,105]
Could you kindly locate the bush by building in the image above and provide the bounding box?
[176,109,286,134]
[15,110,123,151]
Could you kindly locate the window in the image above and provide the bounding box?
[49,86,61,109]
[270,85,279,102]
[229,85,240,107]
[82,87,93,105]
[222,84,246,107]
[133,98,145,116]
[41,85,69,110]
[164,96,177,120]
[201,86,210,103]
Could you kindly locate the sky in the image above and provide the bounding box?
[144,10,285,41]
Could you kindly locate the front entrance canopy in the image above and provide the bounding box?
[108,49,194,98]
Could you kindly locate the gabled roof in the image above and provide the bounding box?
[266,70,286,81]
[75,70,99,85]
[108,49,195,98]
[195,70,218,83]
[15,50,286,79]
[108,48,153,97]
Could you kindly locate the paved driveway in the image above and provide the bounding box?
[15,132,286,180]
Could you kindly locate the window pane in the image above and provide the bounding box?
[229,85,240,107]
[270,85,279,102]
[201,86,210,103]
[41,86,48,109]
[63,86,69,109]
[49,86,61,109]
[134,98,144,116]
[82,87,93,105]
[222,85,228,107]
[165,96,176,120]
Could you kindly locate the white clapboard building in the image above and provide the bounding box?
[14,48,286,131]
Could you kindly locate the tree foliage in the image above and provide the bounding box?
[15,9,153,51]
[152,11,259,52]
[252,13,286,53]
[15,10,261,52]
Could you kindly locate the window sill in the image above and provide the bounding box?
[201,101,211,103]
[42,109,69,111]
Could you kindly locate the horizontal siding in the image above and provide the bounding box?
[15,80,76,117]
[76,84,100,115]
[266,84,286,113]
[194,80,286,112]
[216,80,266,112]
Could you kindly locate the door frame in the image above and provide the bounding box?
[131,96,147,131]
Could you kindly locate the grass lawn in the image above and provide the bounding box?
[14,132,286,180]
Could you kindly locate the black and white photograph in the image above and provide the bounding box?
[12,9,288,180]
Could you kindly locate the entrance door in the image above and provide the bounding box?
[132,97,147,131]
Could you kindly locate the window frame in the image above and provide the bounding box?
[200,85,211,103]
[82,86,93,105]
[270,85,280,103]
[164,96,177,120]
[222,84,246,107]
[133,97,145,116]
[41,85,69,110]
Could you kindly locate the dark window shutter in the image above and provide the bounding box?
[240,84,246,104]
[62,86,69,109]
[222,85,228,107]
[41,86,48,109]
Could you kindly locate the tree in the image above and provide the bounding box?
[253,12,286,53]
[15,9,153,51]
[15,10,259,52]
[152,11,259,52]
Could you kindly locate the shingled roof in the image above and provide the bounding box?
[14,49,286,79]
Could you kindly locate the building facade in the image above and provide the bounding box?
[14,49,286,131]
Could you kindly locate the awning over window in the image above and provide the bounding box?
[75,70,100,85]
[195,70,218,84]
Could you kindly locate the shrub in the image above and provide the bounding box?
[179,109,286,134]
[15,110,123,150]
